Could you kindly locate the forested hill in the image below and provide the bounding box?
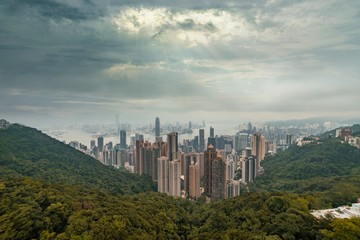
[0,124,156,195]
[254,138,360,207]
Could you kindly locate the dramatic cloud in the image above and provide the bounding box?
[0,0,359,126]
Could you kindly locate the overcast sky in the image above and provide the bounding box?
[1,0,359,127]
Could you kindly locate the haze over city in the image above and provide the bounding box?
[1,0,359,127]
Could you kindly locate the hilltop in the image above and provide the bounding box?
[0,124,156,195]
[254,138,360,207]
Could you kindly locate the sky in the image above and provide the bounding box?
[0,0,359,127]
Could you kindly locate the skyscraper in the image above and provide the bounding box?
[247,122,252,133]
[227,180,241,198]
[169,160,181,197]
[225,156,235,181]
[208,137,216,147]
[204,144,217,198]
[97,136,104,152]
[90,140,96,149]
[241,156,258,184]
[239,133,249,150]
[286,134,292,147]
[210,126,214,138]
[211,154,227,200]
[193,136,199,152]
[167,132,178,161]
[199,129,205,152]
[120,129,126,149]
[252,133,266,161]
[155,117,160,138]
[135,133,144,141]
[189,162,201,199]
[157,156,169,193]
[151,142,161,182]
[184,154,193,196]
[135,139,144,175]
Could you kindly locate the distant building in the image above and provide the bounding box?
[296,137,316,146]
[208,137,216,147]
[184,154,192,196]
[97,136,104,152]
[204,145,227,201]
[198,152,205,177]
[120,129,127,149]
[347,136,360,149]
[204,145,217,198]
[90,140,96,149]
[155,117,160,137]
[335,129,341,137]
[225,156,236,181]
[193,136,199,152]
[135,139,144,174]
[339,128,352,139]
[189,162,201,199]
[239,133,249,151]
[286,134,292,147]
[135,133,144,142]
[157,155,181,197]
[169,160,181,197]
[241,156,258,184]
[199,129,205,152]
[311,203,360,219]
[211,154,227,200]
[69,141,79,149]
[251,133,266,170]
[158,156,169,193]
[210,126,214,138]
[227,179,241,198]
[167,132,178,161]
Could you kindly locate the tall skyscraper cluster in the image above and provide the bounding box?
[82,119,274,201]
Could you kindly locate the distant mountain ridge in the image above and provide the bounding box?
[0,123,156,195]
[265,117,360,127]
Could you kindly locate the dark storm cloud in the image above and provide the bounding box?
[1,0,104,20]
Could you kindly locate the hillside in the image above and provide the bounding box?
[254,138,360,207]
[0,124,156,195]
[2,177,359,240]
[0,177,332,240]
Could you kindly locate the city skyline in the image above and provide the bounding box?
[1,0,359,127]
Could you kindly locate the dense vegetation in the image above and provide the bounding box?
[1,123,360,239]
[254,138,360,207]
[4,177,358,240]
[0,124,156,195]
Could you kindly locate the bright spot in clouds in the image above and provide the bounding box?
[113,8,252,47]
